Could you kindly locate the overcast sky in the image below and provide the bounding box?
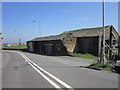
[2,2,118,43]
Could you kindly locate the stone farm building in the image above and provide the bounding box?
[27,25,120,58]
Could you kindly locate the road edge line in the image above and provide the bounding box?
[19,52,73,89]
[19,52,61,89]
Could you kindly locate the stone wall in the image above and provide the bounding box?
[63,33,76,53]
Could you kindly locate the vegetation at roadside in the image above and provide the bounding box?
[2,45,27,49]
[70,52,98,59]
[88,63,112,69]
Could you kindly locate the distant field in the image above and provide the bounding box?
[2,45,27,49]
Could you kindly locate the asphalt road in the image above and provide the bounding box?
[2,50,119,89]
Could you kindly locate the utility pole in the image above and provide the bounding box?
[39,22,41,37]
[14,30,21,50]
[100,0,105,64]
[118,2,120,57]
[33,20,41,37]
[19,38,21,50]
[118,36,120,56]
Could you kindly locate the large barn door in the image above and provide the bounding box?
[45,44,53,55]
[33,42,38,52]
[77,36,99,56]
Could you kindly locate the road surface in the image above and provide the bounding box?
[2,50,118,89]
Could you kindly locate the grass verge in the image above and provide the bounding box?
[70,53,98,59]
[88,63,112,70]
[2,45,27,50]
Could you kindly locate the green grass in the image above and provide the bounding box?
[2,45,27,49]
[70,53,98,59]
[89,63,112,69]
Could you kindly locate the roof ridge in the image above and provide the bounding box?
[62,25,112,34]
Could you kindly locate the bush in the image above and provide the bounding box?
[89,63,112,69]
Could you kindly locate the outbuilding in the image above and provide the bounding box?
[27,25,120,58]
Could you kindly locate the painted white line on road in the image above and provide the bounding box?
[19,52,74,89]
[19,52,61,89]
[4,50,74,89]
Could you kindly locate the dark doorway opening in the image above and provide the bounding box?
[77,36,99,56]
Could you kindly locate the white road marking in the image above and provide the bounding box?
[19,52,73,89]
[4,50,74,89]
[19,52,61,89]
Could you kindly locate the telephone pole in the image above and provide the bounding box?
[33,20,41,37]
[19,38,21,50]
[100,0,105,64]
[39,22,41,37]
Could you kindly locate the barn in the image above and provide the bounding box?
[27,25,120,58]
[27,33,71,55]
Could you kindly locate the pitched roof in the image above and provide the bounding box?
[29,34,68,41]
[62,25,112,39]
[28,25,118,42]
